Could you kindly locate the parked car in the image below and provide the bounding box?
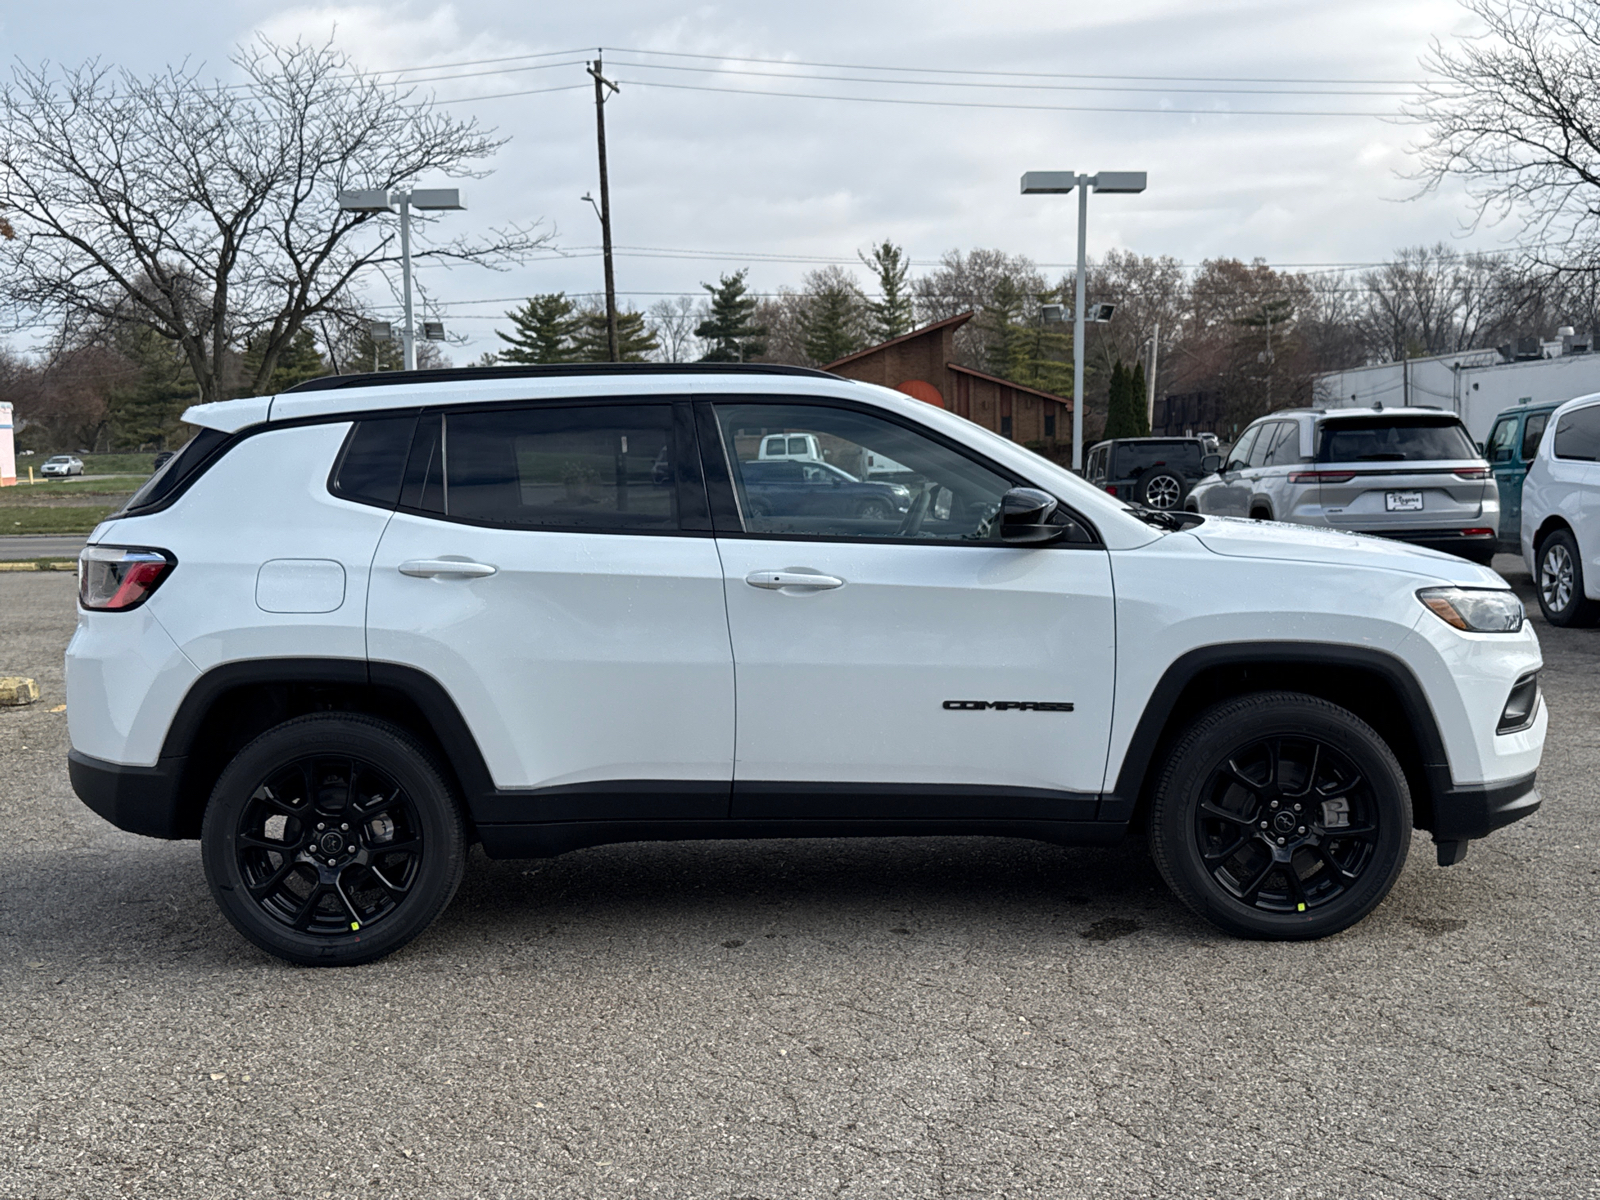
[757,432,824,462]
[1484,399,1564,554]
[1185,406,1498,564]
[1520,392,1600,625]
[1084,437,1209,510]
[41,454,84,478]
[67,363,1543,965]
[739,457,913,523]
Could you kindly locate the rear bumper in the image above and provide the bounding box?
[1431,770,1541,843]
[68,749,190,839]
[1358,527,1497,556]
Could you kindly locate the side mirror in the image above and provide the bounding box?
[1000,487,1067,545]
[1201,453,1222,474]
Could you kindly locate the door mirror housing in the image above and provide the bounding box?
[1201,453,1222,474]
[1000,487,1068,545]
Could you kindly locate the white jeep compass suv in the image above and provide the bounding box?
[66,365,1546,965]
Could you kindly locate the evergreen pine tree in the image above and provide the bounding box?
[980,277,1032,380]
[572,307,660,363]
[858,240,915,342]
[696,270,766,362]
[242,329,325,394]
[1103,360,1141,440]
[1128,361,1151,436]
[799,278,867,365]
[494,294,581,364]
[105,324,198,450]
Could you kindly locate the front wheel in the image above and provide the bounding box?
[1148,692,1411,940]
[201,714,466,966]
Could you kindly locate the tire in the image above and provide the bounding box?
[1148,691,1411,940]
[856,498,894,521]
[1137,468,1185,511]
[1249,507,1271,522]
[1535,529,1600,626]
[201,714,467,967]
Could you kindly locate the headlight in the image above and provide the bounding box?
[889,484,911,497]
[1417,587,1524,633]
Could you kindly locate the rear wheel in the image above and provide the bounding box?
[1149,692,1411,940]
[201,714,466,966]
[1535,530,1600,626]
[856,497,895,521]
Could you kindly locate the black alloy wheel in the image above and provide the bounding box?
[856,498,895,521]
[1149,692,1411,939]
[202,715,466,966]
[1535,530,1600,626]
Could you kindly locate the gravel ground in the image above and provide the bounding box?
[1,558,1596,1200]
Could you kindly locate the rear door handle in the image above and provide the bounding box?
[398,559,498,578]
[746,569,844,591]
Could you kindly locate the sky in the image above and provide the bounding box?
[1,0,1516,362]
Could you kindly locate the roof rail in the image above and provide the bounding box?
[283,362,842,393]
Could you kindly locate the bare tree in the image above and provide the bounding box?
[913,248,1046,367]
[0,38,549,404]
[647,296,705,363]
[1409,0,1600,260]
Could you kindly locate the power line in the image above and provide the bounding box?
[606,77,1388,118]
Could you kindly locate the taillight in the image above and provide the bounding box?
[1454,468,1491,480]
[1461,528,1494,537]
[1105,485,1118,495]
[1288,471,1355,484]
[79,546,176,611]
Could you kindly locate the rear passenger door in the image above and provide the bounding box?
[365,400,735,818]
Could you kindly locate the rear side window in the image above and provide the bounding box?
[330,415,417,508]
[1521,412,1550,461]
[406,404,680,532]
[1553,405,1600,461]
[116,427,231,515]
[1317,418,1478,463]
[1262,422,1303,466]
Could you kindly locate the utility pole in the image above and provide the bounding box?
[588,54,620,363]
[1146,320,1160,430]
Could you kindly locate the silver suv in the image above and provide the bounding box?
[1186,406,1497,564]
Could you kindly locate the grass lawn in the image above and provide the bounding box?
[0,476,147,500]
[1,506,119,534]
[16,452,157,476]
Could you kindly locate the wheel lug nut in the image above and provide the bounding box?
[1298,826,1306,834]
[341,824,349,831]
[317,823,325,831]
[1270,800,1279,809]
[1277,837,1286,845]
[1259,821,1268,829]
[1293,804,1302,812]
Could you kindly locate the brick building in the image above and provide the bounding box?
[824,312,1072,448]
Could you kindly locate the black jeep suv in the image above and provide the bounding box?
[1084,437,1209,510]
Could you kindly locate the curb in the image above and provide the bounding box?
[0,561,76,572]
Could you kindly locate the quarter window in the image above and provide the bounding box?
[714,403,1016,542]
[331,415,417,508]
[1262,422,1303,467]
[1554,405,1600,461]
[405,404,680,531]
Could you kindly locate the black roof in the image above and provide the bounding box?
[284,362,840,394]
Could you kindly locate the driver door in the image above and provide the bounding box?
[1202,425,1259,516]
[701,399,1116,818]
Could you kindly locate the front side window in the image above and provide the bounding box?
[1553,405,1600,461]
[1247,422,1285,468]
[1224,426,1260,472]
[714,403,1015,542]
[405,404,679,531]
[1487,417,1518,463]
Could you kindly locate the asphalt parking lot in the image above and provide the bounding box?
[1,557,1596,1200]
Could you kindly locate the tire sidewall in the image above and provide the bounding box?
[201,715,465,967]
[1537,532,1583,625]
[1151,695,1412,940]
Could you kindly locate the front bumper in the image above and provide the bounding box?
[1432,770,1541,842]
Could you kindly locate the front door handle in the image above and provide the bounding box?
[399,559,498,578]
[746,569,844,591]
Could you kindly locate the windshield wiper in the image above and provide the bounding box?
[1128,505,1204,532]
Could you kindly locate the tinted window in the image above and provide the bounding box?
[331,415,416,507]
[1317,418,1478,463]
[1246,423,1282,468]
[715,403,1015,541]
[1487,417,1518,463]
[117,427,231,515]
[1263,422,1303,467]
[1553,405,1600,461]
[1224,427,1259,472]
[1111,441,1203,478]
[1521,413,1549,461]
[411,404,678,531]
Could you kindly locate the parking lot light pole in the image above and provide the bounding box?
[1021,171,1147,471]
[337,188,467,371]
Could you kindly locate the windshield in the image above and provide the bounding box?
[1316,417,1478,463]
